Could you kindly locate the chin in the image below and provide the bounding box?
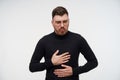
[56,30,68,36]
[59,32,67,36]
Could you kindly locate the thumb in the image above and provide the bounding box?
[61,64,68,68]
[53,50,59,56]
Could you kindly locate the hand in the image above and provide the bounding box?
[51,50,70,65]
[54,64,73,77]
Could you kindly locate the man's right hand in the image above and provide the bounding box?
[51,50,70,65]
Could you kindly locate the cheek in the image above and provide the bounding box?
[64,24,69,29]
[53,24,60,30]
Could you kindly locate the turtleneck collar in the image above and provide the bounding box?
[53,31,70,39]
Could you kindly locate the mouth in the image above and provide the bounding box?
[59,28,65,33]
[60,27,65,31]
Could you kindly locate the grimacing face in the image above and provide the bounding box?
[52,14,69,36]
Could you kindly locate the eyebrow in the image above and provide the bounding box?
[55,20,68,22]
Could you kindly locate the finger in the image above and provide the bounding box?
[54,69,64,72]
[53,50,59,56]
[57,75,65,77]
[58,75,65,78]
[54,70,67,77]
[61,64,69,68]
[62,55,70,60]
[62,54,70,58]
[60,52,70,57]
[62,60,69,64]
[54,70,63,74]
[54,72,64,77]
[54,71,61,75]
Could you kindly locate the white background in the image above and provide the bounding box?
[0,0,120,80]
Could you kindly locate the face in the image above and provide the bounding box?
[52,14,69,36]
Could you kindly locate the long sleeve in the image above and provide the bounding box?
[29,32,98,80]
[73,36,98,75]
[29,38,54,72]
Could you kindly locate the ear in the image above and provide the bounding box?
[51,19,54,24]
[68,19,70,22]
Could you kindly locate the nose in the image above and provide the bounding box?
[61,22,64,27]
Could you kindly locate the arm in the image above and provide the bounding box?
[54,36,98,77]
[29,39,53,72]
[29,38,71,72]
[73,36,98,75]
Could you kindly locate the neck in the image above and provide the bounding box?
[53,31,70,39]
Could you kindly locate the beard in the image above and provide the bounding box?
[59,27,65,32]
[57,27,67,35]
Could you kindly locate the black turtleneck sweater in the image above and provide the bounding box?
[29,31,98,80]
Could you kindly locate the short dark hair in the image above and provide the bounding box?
[52,6,68,18]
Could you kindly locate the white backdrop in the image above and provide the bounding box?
[0,0,120,80]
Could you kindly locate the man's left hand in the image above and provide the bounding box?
[54,64,73,77]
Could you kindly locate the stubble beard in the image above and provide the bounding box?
[58,28,67,35]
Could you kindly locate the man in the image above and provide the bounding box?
[29,6,98,80]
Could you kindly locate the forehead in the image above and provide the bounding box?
[53,14,69,21]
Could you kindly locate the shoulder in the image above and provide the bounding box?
[37,32,54,44]
[42,32,54,40]
[69,31,88,44]
[69,31,84,39]
[69,31,89,46]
